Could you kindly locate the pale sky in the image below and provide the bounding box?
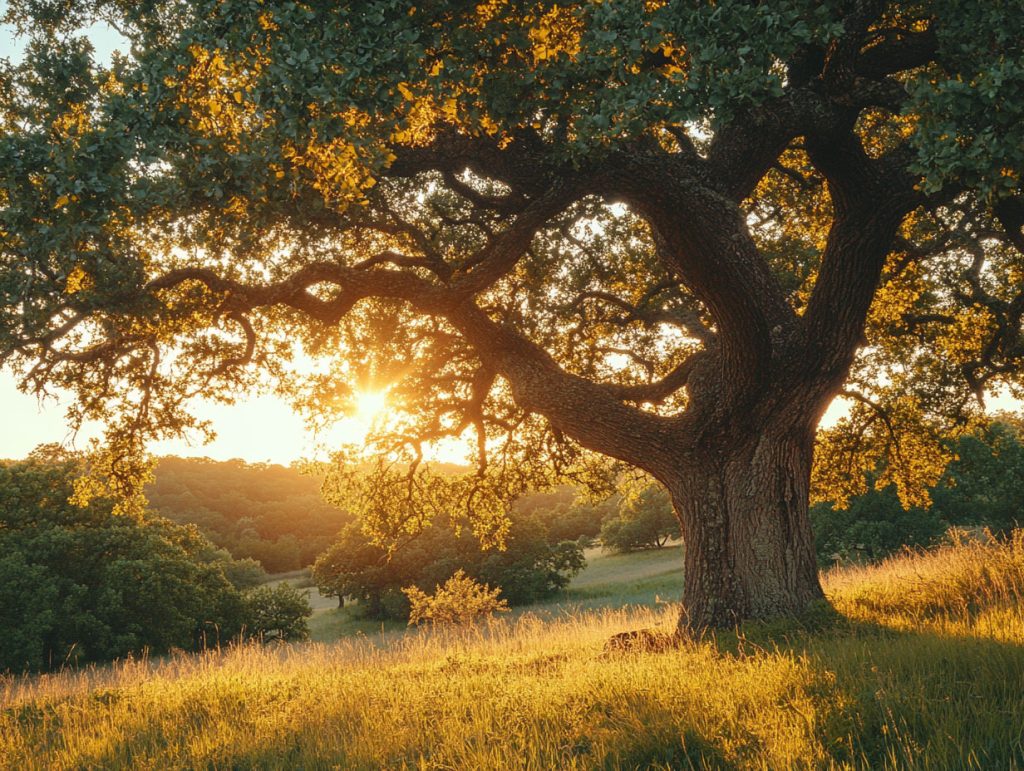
[0,371,331,463]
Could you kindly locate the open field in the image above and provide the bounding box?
[304,542,686,642]
[3,533,1024,769]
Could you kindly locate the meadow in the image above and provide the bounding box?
[304,543,686,642]
[2,533,1023,770]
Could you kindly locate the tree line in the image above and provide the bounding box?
[146,456,351,573]
[0,447,312,673]
[813,417,1024,565]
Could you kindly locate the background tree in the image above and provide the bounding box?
[312,523,395,616]
[0,551,59,672]
[312,512,585,620]
[0,448,254,671]
[600,482,681,553]
[4,1,1024,629]
[810,483,949,566]
[812,416,1024,564]
[932,418,1024,535]
[243,583,312,642]
[516,487,616,546]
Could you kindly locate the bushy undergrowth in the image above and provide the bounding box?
[405,569,510,626]
[2,533,1023,769]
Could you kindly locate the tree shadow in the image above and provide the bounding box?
[679,608,1024,769]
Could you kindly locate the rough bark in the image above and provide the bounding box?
[666,418,824,631]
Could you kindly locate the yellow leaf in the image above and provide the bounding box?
[233,91,243,104]
[397,82,414,101]
[65,264,93,294]
[54,195,69,209]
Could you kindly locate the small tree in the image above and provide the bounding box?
[601,484,681,553]
[312,523,395,615]
[220,556,268,590]
[244,583,312,642]
[404,570,509,626]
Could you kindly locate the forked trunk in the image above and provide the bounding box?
[667,421,825,631]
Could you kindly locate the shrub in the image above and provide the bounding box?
[244,583,312,642]
[404,570,509,626]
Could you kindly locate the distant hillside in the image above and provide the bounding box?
[146,457,351,572]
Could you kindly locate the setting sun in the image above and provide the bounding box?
[354,389,389,423]
[313,388,394,450]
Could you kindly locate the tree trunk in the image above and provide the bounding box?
[667,419,825,632]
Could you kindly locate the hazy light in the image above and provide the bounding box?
[355,389,388,423]
[311,389,391,452]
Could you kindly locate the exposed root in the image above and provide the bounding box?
[603,628,680,655]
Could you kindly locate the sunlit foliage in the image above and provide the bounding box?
[2,0,1024,569]
[404,568,510,626]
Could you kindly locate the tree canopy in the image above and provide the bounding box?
[3,0,1024,627]
[0,447,245,670]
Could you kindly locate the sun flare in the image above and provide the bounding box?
[354,389,388,423]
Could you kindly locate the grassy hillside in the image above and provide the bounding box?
[3,533,1024,769]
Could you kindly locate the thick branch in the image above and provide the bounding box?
[603,350,707,404]
[857,28,939,79]
[451,177,588,297]
[608,154,794,389]
[447,303,680,477]
[803,129,920,378]
[146,262,452,323]
[567,289,714,343]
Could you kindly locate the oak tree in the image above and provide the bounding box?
[3,0,1024,629]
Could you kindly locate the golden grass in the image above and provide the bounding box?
[825,529,1024,641]
[3,533,1024,769]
